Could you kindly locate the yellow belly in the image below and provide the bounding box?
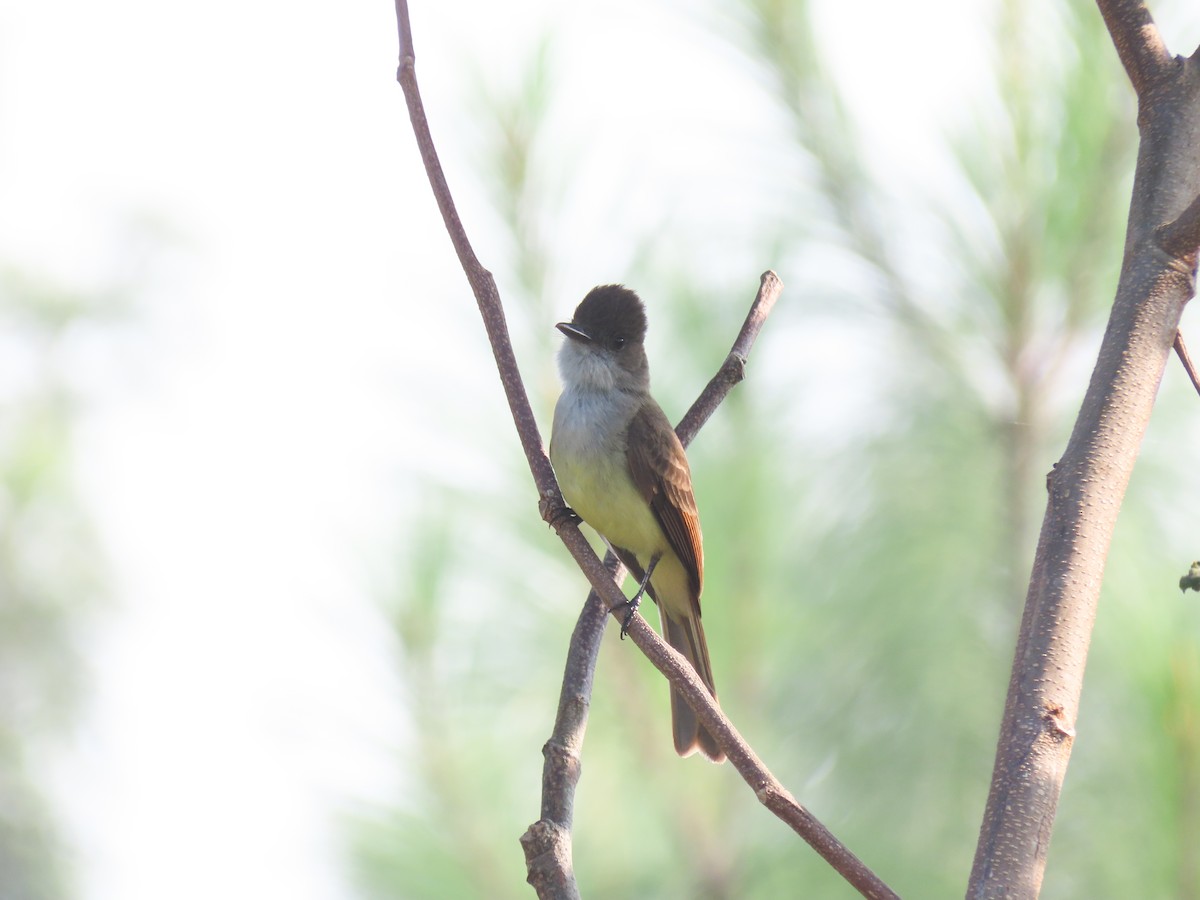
[550,428,694,623]
[551,442,667,559]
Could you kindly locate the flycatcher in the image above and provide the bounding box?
[550,284,724,762]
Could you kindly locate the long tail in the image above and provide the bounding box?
[662,611,725,763]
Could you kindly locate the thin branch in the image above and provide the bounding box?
[520,571,615,900]
[394,0,557,505]
[1095,0,1173,95]
[618,612,899,900]
[676,271,783,445]
[1175,331,1200,398]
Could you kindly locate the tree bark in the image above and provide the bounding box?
[968,4,1200,895]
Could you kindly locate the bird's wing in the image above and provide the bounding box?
[624,401,704,599]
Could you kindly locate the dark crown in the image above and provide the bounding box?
[570,285,647,345]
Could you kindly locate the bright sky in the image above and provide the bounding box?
[8,0,1192,898]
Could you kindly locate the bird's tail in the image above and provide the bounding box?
[662,610,725,763]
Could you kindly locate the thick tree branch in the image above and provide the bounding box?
[392,6,898,898]
[969,6,1200,896]
[1095,0,1173,96]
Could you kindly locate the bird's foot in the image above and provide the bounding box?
[544,498,582,532]
[619,556,659,639]
[619,591,645,640]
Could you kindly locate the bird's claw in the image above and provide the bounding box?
[618,588,647,640]
[619,600,639,639]
[545,501,582,533]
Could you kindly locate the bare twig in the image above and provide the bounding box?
[394,0,555,500]
[1095,0,1173,95]
[394,0,629,642]
[392,6,898,898]
[676,271,783,445]
[526,546,902,900]
[619,612,899,900]
[1174,331,1200,398]
[520,572,615,900]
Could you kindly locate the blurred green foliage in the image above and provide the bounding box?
[0,269,123,899]
[359,0,1200,897]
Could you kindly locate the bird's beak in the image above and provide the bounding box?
[556,322,592,342]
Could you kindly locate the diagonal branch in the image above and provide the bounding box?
[1095,0,1174,96]
[393,5,897,898]
[394,1,555,502]
[619,611,899,900]
[677,271,783,445]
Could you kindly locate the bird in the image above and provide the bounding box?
[550,284,724,762]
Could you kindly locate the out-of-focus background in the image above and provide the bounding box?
[2,0,1200,897]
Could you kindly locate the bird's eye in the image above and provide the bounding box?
[611,336,627,350]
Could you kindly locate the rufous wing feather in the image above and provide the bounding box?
[624,403,703,599]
